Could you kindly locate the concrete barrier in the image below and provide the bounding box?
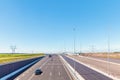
[59,55,85,80]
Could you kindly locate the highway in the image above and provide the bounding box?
[0,57,43,79]
[15,55,73,80]
[62,55,113,80]
[67,55,120,79]
[84,56,120,64]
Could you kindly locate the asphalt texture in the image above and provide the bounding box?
[68,55,120,79]
[86,56,120,64]
[62,55,113,80]
[15,55,73,80]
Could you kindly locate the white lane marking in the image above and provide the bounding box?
[68,56,120,80]
[14,57,47,80]
[28,59,50,80]
[58,72,61,76]
[50,72,52,76]
[39,59,49,68]
[60,57,73,80]
[15,78,19,80]
[59,55,85,80]
[79,55,120,66]
[1,59,40,80]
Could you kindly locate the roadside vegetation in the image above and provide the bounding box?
[80,52,120,59]
[0,53,44,64]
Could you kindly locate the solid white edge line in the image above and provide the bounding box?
[59,55,85,80]
[0,59,40,80]
[67,55,120,80]
[15,57,49,80]
[79,55,120,66]
[59,56,73,80]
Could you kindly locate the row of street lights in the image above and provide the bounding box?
[72,27,111,77]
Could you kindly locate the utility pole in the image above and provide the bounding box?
[89,45,95,53]
[64,41,66,53]
[91,45,95,53]
[73,27,77,79]
[73,28,76,55]
[10,45,16,54]
[79,44,82,54]
[107,27,111,76]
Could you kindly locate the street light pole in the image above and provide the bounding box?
[73,28,76,77]
[73,28,76,55]
[64,41,66,53]
[107,28,110,76]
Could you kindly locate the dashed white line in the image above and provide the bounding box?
[28,58,50,80]
[58,72,61,76]
[50,72,52,76]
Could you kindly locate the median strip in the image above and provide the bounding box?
[59,55,85,80]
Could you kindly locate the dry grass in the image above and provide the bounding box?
[80,52,120,59]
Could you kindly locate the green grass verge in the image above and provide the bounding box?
[0,53,45,64]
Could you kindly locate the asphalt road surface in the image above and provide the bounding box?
[85,56,120,64]
[62,55,113,80]
[67,55,120,79]
[15,55,73,80]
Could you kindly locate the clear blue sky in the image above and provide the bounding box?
[0,0,120,53]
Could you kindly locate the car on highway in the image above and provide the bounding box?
[49,55,52,58]
[35,69,43,75]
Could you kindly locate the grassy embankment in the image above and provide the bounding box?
[0,53,44,64]
[80,52,120,59]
